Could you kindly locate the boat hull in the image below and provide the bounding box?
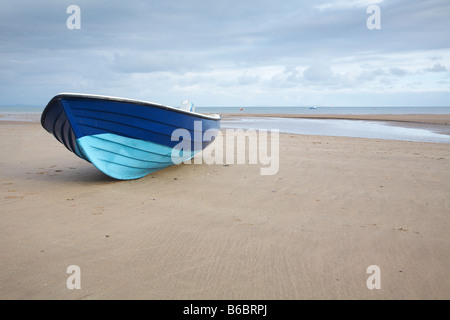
[41,93,221,180]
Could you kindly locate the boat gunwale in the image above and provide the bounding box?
[42,93,221,123]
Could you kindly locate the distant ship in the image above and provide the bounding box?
[309,106,318,109]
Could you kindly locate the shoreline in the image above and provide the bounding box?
[220,113,450,141]
[2,112,450,125]
[220,113,450,125]
[2,113,449,142]
[0,113,41,123]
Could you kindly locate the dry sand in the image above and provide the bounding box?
[0,117,449,299]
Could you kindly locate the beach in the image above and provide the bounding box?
[1,115,449,299]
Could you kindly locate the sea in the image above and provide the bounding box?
[196,106,450,115]
[1,105,450,143]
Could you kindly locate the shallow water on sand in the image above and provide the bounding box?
[222,117,450,143]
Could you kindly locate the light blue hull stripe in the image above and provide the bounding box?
[76,133,195,180]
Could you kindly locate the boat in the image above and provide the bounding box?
[40,93,221,180]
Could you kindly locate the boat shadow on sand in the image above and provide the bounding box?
[29,159,192,185]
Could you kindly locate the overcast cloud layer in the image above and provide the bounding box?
[1,0,449,107]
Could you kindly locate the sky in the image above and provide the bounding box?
[1,0,449,107]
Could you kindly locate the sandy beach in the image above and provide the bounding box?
[1,116,449,300]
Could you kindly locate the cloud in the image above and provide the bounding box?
[389,67,408,77]
[112,52,208,74]
[303,64,334,82]
[427,63,447,73]
[0,0,449,106]
[356,68,385,82]
[315,0,383,11]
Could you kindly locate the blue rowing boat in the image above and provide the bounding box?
[41,93,221,180]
